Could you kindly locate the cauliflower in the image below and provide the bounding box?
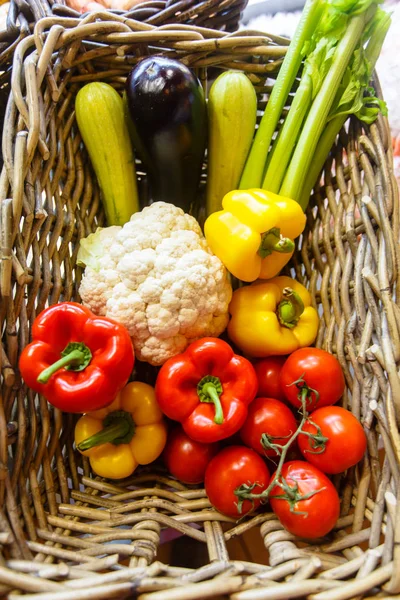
[78,202,233,365]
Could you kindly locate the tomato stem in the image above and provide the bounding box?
[269,476,326,515]
[301,418,329,454]
[261,431,294,456]
[234,384,325,514]
[285,373,320,408]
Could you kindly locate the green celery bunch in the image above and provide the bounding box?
[239,0,391,211]
[297,7,390,208]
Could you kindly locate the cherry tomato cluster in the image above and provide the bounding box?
[162,347,367,540]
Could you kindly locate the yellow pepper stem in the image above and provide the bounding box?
[77,410,135,451]
[258,227,295,259]
[277,287,305,329]
[197,375,224,425]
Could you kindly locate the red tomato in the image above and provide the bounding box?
[240,397,298,457]
[163,426,219,484]
[205,446,270,518]
[253,357,287,401]
[279,348,345,411]
[298,406,367,474]
[270,461,340,538]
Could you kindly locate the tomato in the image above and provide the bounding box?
[279,348,345,411]
[253,356,287,401]
[240,397,298,457]
[298,406,367,474]
[163,426,219,484]
[204,446,270,518]
[269,461,340,538]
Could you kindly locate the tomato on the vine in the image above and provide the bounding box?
[163,426,219,484]
[253,356,287,401]
[204,446,270,518]
[279,348,345,411]
[240,397,297,457]
[269,461,340,538]
[298,406,366,474]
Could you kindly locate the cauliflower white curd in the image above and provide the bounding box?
[78,202,232,365]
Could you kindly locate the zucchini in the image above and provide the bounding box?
[75,82,139,226]
[206,72,257,216]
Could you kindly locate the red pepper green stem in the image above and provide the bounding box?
[258,228,295,259]
[37,342,93,384]
[197,375,224,425]
[77,410,135,451]
[277,287,305,328]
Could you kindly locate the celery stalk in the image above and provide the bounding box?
[363,7,391,67]
[279,6,376,201]
[296,115,346,211]
[262,32,338,193]
[296,7,391,210]
[239,0,324,190]
[262,74,313,194]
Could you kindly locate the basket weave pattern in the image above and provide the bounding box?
[0,0,249,54]
[0,13,399,599]
[0,0,248,169]
[54,0,249,31]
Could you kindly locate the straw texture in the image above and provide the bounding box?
[0,0,248,169]
[52,0,249,31]
[0,0,249,44]
[0,13,399,599]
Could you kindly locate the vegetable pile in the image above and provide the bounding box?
[18,0,389,540]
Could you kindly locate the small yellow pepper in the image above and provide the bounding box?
[75,381,167,479]
[228,276,319,357]
[204,189,306,282]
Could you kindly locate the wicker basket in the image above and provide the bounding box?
[52,0,249,30]
[0,12,399,599]
[0,0,249,58]
[0,0,248,169]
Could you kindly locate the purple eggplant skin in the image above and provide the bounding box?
[125,57,207,212]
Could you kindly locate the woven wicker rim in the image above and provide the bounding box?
[0,0,249,49]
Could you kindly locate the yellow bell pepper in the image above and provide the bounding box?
[75,381,167,480]
[228,276,319,357]
[204,189,306,282]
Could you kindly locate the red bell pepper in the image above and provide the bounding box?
[155,338,258,443]
[19,302,134,413]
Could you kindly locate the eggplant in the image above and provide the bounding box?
[125,56,207,212]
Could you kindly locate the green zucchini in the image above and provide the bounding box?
[206,72,257,216]
[75,82,139,226]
